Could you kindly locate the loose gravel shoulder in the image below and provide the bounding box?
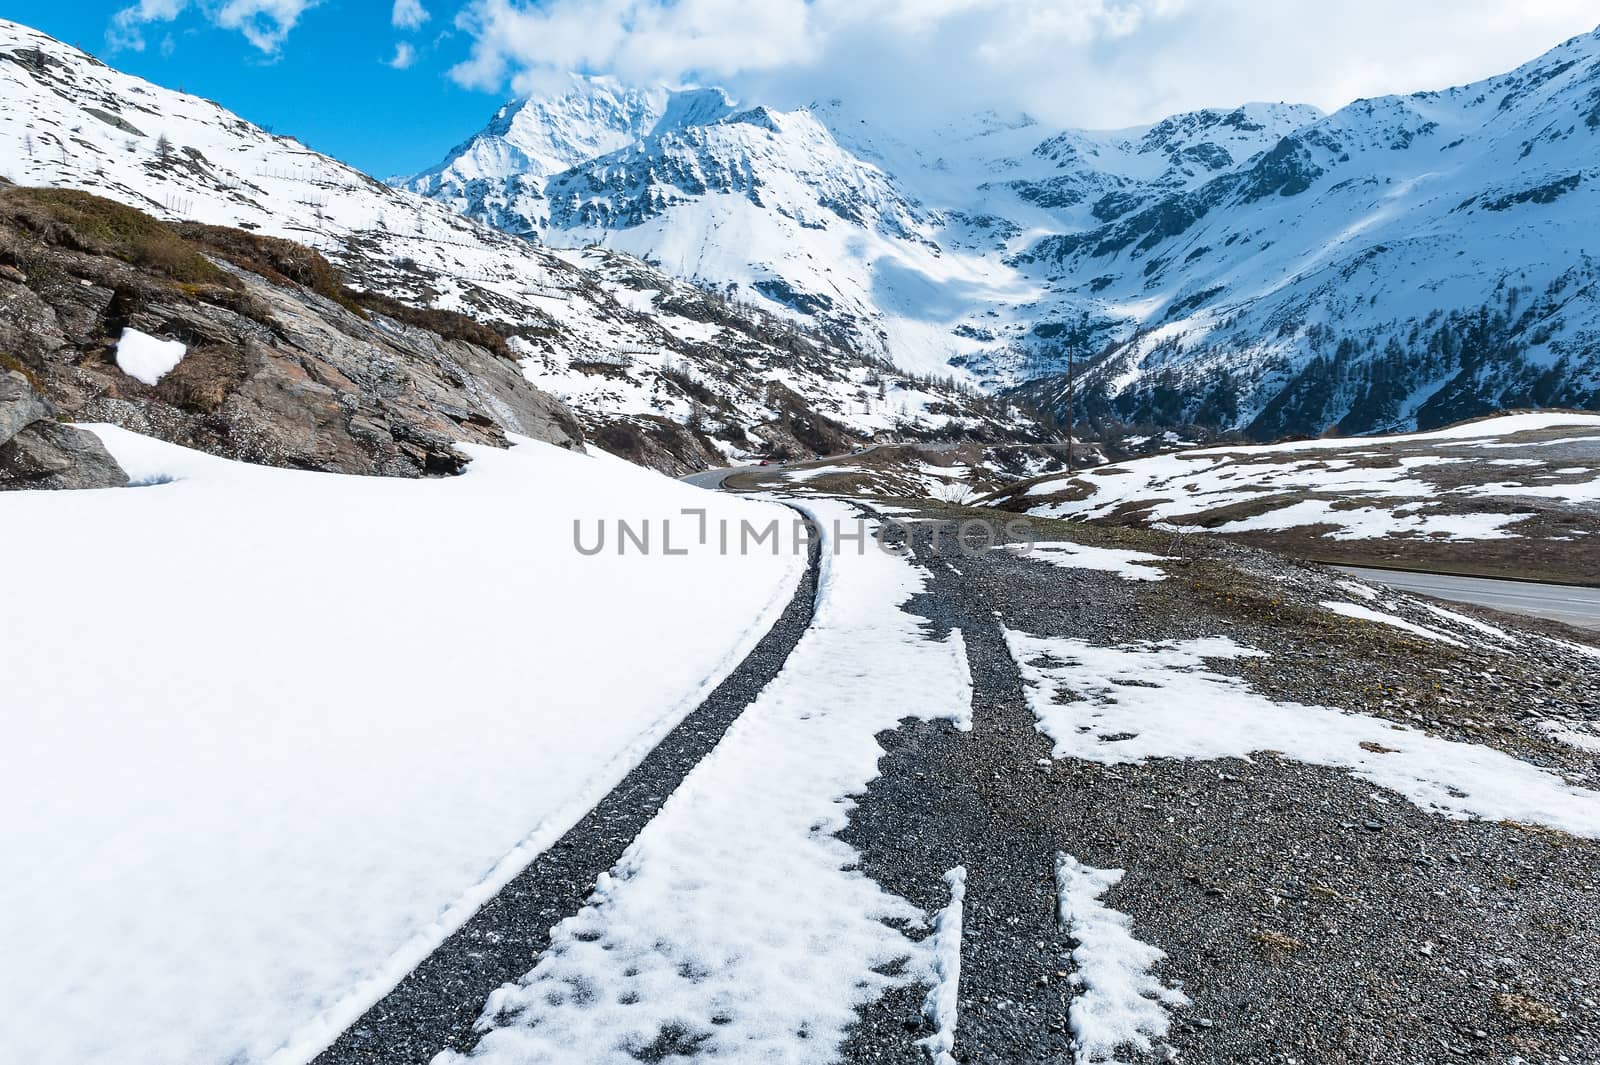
[837,502,1600,1065]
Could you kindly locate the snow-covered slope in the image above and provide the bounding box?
[0,425,805,1065]
[411,30,1600,439]
[0,22,1040,473]
[1015,26,1600,437]
[406,76,736,236]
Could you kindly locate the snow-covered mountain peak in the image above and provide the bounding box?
[413,75,736,187]
[403,29,1600,436]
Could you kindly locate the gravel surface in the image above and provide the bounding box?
[838,504,1600,1065]
[311,520,821,1065]
[313,494,1600,1065]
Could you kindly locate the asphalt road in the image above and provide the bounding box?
[679,466,741,489]
[679,443,950,490]
[1337,565,1600,632]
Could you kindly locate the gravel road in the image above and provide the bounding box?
[839,504,1600,1064]
[315,495,1600,1065]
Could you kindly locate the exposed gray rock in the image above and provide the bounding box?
[0,368,50,445]
[0,215,586,477]
[0,369,129,490]
[0,418,130,490]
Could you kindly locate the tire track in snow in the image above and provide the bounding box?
[312,516,822,1065]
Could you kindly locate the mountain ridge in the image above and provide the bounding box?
[0,20,1042,476]
[408,28,1600,439]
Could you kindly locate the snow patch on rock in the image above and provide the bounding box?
[114,328,186,386]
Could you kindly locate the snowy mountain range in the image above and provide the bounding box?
[409,27,1600,438]
[0,21,1037,475]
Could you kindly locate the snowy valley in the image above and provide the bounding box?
[2,12,1599,1065]
[0,20,1038,478]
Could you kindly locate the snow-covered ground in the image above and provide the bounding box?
[1007,412,1600,543]
[1055,854,1188,1064]
[1008,541,1171,582]
[441,499,972,1065]
[0,429,804,1065]
[1006,631,1600,836]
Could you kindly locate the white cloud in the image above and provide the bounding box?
[388,41,418,70]
[108,0,188,51]
[449,0,1600,132]
[107,0,318,55]
[393,0,430,31]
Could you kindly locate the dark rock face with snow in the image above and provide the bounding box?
[410,28,1600,440]
[1013,32,1600,438]
[0,368,128,489]
[0,185,583,477]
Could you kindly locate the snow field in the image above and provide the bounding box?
[1005,631,1600,836]
[1021,413,1600,542]
[0,428,805,1065]
[1055,855,1188,1064]
[1007,541,1172,582]
[443,499,973,1065]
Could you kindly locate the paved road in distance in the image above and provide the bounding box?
[1338,566,1600,633]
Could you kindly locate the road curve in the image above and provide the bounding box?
[1337,566,1600,632]
[679,443,952,491]
[679,466,741,490]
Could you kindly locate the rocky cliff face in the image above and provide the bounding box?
[0,184,583,478]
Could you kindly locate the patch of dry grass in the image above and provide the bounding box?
[0,186,232,287]
[1494,992,1562,1026]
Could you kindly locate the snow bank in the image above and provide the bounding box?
[1320,600,1467,647]
[113,327,186,385]
[1010,541,1170,582]
[1006,631,1600,836]
[1055,855,1187,1064]
[0,427,805,1065]
[446,499,973,1065]
[920,867,968,1065]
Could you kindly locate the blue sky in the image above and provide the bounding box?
[2,1,498,178]
[5,2,1598,181]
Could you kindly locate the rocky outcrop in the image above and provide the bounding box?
[0,186,584,478]
[0,369,129,490]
